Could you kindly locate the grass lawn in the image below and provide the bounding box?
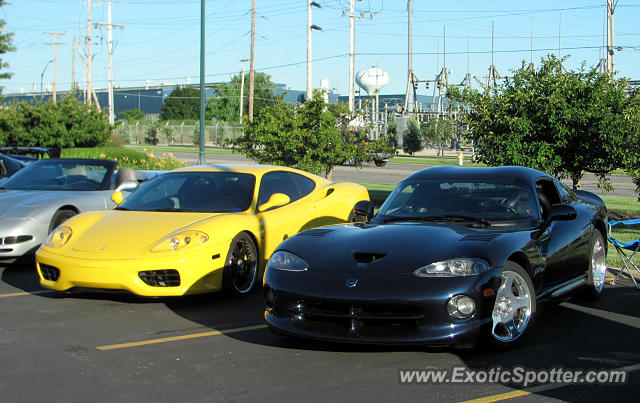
[126,144,237,156]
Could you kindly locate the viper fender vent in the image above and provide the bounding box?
[296,228,335,238]
[459,233,499,242]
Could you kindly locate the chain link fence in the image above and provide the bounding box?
[115,123,244,147]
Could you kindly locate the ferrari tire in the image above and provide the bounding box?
[582,230,607,300]
[488,261,535,349]
[48,209,77,233]
[222,232,259,297]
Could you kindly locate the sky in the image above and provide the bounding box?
[2,0,640,98]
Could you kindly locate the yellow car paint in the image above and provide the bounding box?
[36,164,369,296]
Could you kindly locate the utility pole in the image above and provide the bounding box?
[597,6,607,74]
[404,0,416,114]
[72,36,79,91]
[348,0,355,111]
[606,0,616,74]
[529,17,535,71]
[95,1,124,125]
[239,58,248,118]
[433,26,448,115]
[460,36,471,88]
[248,0,256,121]
[307,1,322,101]
[487,21,500,88]
[45,31,65,104]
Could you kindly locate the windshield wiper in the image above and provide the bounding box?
[114,206,129,211]
[382,216,441,223]
[149,208,187,212]
[430,215,491,227]
[382,215,491,226]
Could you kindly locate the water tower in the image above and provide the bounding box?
[356,67,389,137]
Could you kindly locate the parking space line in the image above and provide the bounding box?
[461,363,640,403]
[0,290,53,298]
[96,324,267,350]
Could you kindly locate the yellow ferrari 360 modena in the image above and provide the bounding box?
[36,164,370,297]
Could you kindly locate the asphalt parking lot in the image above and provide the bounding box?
[1,261,638,402]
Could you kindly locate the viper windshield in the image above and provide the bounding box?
[376,179,538,226]
[117,171,256,213]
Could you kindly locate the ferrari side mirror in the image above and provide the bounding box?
[258,193,291,212]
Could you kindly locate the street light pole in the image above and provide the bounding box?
[40,60,53,94]
[198,0,206,165]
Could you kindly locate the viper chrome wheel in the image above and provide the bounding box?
[583,231,607,300]
[490,262,535,347]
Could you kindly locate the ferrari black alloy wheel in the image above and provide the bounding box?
[489,261,535,348]
[223,232,258,296]
[583,231,607,300]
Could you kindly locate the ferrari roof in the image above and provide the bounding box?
[171,164,312,176]
[405,166,551,183]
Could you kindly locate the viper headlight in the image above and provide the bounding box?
[44,226,72,248]
[151,230,208,253]
[413,258,490,277]
[267,251,309,272]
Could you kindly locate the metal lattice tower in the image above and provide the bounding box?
[487,21,500,88]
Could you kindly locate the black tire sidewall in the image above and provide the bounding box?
[48,209,77,233]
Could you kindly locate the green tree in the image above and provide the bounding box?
[386,112,397,139]
[207,72,281,122]
[402,118,422,155]
[144,121,160,145]
[424,116,455,156]
[448,55,634,188]
[235,90,369,179]
[118,108,145,123]
[621,89,640,198]
[162,124,175,145]
[0,95,111,148]
[192,121,201,146]
[0,0,16,92]
[161,86,200,120]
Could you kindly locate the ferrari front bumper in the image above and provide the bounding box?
[35,242,229,296]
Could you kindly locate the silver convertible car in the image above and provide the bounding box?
[0,158,154,263]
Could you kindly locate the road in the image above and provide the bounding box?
[172,152,639,198]
[0,262,638,402]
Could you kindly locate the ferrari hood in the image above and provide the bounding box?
[0,189,97,219]
[70,211,221,257]
[284,223,514,274]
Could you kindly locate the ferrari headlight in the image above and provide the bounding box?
[413,258,490,277]
[267,251,308,272]
[44,226,72,248]
[151,230,208,253]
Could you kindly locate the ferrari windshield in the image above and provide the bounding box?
[0,159,114,191]
[376,179,538,225]
[117,171,256,213]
